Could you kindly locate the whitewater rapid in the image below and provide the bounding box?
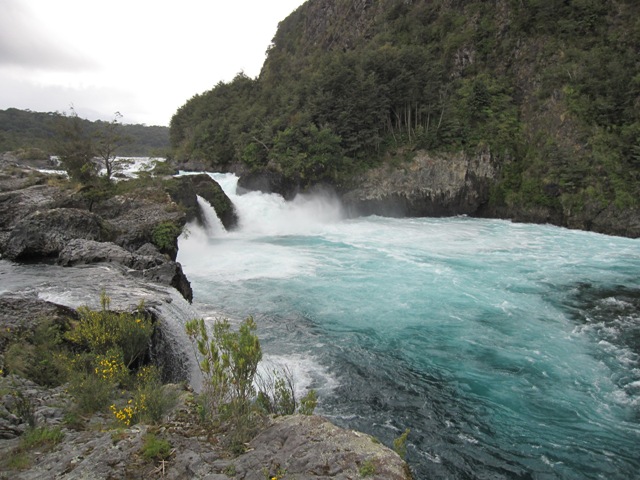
[177,172,640,480]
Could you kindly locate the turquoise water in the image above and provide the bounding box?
[178,173,640,479]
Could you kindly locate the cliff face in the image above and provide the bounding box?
[343,150,497,217]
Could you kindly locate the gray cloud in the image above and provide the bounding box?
[0,74,147,123]
[0,0,94,70]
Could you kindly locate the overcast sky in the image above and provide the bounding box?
[0,0,306,126]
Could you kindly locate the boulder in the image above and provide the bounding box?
[165,175,238,230]
[189,174,238,230]
[237,169,300,200]
[3,208,114,261]
[58,238,135,267]
[229,415,410,479]
[130,260,193,303]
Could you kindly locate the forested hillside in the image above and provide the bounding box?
[0,108,170,157]
[170,0,639,231]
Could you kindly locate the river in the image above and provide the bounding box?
[175,173,640,479]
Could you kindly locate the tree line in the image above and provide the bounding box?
[0,108,170,158]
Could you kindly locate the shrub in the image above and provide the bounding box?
[186,317,262,418]
[134,368,179,425]
[67,368,115,414]
[141,433,172,461]
[7,388,36,428]
[299,389,318,416]
[186,316,262,451]
[110,366,178,426]
[94,349,129,384]
[3,319,68,387]
[151,221,182,254]
[393,428,410,460]
[20,426,64,450]
[359,459,376,477]
[255,366,296,416]
[65,292,153,368]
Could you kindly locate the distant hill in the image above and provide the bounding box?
[0,108,170,157]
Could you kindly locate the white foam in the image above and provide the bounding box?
[259,353,339,399]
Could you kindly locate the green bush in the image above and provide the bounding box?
[151,221,182,254]
[186,317,262,418]
[299,389,318,416]
[65,292,153,368]
[393,428,410,460]
[186,316,263,450]
[6,388,36,428]
[133,366,179,424]
[3,320,68,387]
[67,368,115,414]
[359,459,377,477]
[141,433,172,461]
[255,366,296,416]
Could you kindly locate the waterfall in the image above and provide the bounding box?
[146,288,203,388]
[196,195,226,236]
[209,172,345,236]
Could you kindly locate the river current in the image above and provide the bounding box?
[177,173,640,479]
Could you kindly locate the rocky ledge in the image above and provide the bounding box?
[0,160,239,303]
[0,376,408,480]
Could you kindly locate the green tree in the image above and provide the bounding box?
[94,112,132,180]
[271,123,344,183]
[53,107,97,182]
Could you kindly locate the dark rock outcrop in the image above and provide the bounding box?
[165,174,238,230]
[91,190,186,258]
[58,238,135,267]
[4,208,115,260]
[342,150,497,218]
[0,165,200,301]
[189,174,238,229]
[57,239,193,302]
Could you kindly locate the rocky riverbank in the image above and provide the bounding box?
[175,150,640,239]
[0,374,409,480]
[0,157,411,479]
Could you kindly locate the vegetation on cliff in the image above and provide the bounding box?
[170,0,639,227]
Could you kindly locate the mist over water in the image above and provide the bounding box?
[178,173,640,479]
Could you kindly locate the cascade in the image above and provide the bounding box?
[196,195,226,236]
[208,172,345,235]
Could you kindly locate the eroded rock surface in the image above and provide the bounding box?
[229,414,410,480]
[4,208,115,261]
[342,150,497,217]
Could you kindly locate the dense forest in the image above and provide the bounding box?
[170,0,639,224]
[0,108,170,157]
